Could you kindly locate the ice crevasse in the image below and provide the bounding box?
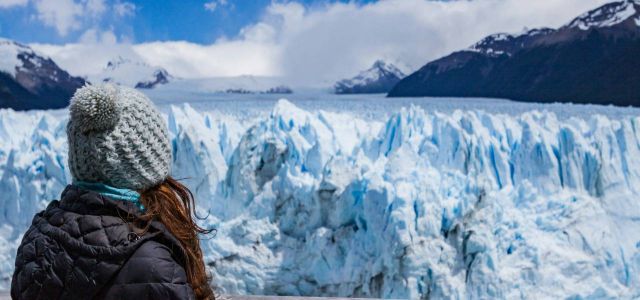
[0,99,639,299]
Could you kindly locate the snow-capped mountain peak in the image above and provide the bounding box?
[0,37,85,109]
[0,39,30,77]
[566,0,640,30]
[90,56,172,89]
[0,38,66,81]
[470,33,514,56]
[334,60,405,94]
[366,60,405,81]
[469,28,555,56]
[467,0,640,58]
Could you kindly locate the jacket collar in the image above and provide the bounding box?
[72,181,144,211]
[60,184,144,217]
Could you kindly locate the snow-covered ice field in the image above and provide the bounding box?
[145,90,640,121]
[1,93,640,299]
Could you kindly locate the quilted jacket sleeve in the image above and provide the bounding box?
[98,240,195,300]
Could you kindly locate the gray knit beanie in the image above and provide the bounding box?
[67,84,172,191]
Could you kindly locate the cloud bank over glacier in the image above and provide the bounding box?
[1,100,639,298]
[31,0,611,85]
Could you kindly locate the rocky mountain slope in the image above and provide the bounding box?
[0,38,85,110]
[334,60,405,94]
[389,0,640,106]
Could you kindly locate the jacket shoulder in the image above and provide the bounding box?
[11,219,67,300]
[99,239,195,299]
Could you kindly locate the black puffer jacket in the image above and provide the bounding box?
[11,185,196,299]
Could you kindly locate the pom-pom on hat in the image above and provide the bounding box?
[69,84,121,133]
[67,84,172,191]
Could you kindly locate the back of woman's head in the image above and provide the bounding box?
[67,84,214,299]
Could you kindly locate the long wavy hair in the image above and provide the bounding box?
[139,177,215,300]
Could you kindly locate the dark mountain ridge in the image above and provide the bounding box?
[0,39,85,110]
[389,0,640,106]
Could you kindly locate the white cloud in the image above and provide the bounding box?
[134,40,278,78]
[86,0,106,16]
[31,21,279,79]
[114,1,135,17]
[31,42,142,76]
[204,0,229,12]
[78,28,117,44]
[19,0,135,36]
[33,0,612,85]
[33,0,83,36]
[0,0,27,8]
[204,1,217,12]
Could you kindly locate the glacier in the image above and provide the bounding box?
[0,99,639,299]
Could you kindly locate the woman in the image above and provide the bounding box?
[11,84,215,299]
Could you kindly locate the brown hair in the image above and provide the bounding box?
[139,177,215,300]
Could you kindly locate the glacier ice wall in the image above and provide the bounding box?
[0,100,639,298]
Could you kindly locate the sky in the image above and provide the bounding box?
[0,0,612,85]
[0,0,376,44]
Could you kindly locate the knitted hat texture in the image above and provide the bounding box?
[67,84,172,190]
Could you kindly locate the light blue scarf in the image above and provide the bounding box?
[73,181,145,211]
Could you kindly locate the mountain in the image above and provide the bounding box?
[334,60,405,94]
[389,0,640,106]
[90,56,172,89]
[0,38,85,110]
